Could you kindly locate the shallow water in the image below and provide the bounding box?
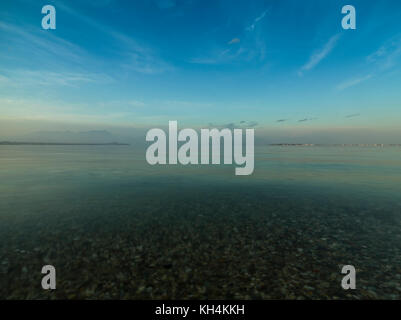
[0,145,400,299]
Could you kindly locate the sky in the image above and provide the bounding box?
[0,0,401,142]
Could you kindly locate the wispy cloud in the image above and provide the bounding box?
[345,113,361,118]
[228,38,240,45]
[52,3,173,75]
[336,74,372,91]
[190,40,264,65]
[0,5,173,76]
[246,10,269,32]
[0,22,89,67]
[0,22,115,88]
[189,57,219,65]
[298,117,317,122]
[367,34,401,70]
[189,46,245,65]
[97,100,146,108]
[0,97,144,124]
[0,69,113,87]
[161,100,214,108]
[207,121,258,129]
[190,8,268,66]
[335,34,401,92]
[299,34,341,76]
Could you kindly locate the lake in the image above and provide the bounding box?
[0,145,400,299]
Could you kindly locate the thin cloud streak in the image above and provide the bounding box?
[55,2,173,74]
[0,70,113,87]
[0,22,89,67]
[246,10,269,32]
[336,75,372,91]
[367,34,401,71]
[299,34,341,75]
[228,38,240,45]
[345,113,361,118]
[298,117,317,122]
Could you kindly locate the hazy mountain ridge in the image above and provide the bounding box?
[13,130,119,144]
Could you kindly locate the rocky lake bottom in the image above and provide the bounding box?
[1,180,400,300]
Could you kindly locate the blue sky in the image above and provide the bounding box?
[0,0,401,140]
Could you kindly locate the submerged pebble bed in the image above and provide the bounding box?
[0,181,400,300]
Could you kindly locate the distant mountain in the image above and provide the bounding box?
[15,130,117,144]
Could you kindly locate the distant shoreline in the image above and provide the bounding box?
[0,142,399,147]
[0,141,130,146]
[268,143,401,147]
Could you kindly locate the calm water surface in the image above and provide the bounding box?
[0,145,400,299]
